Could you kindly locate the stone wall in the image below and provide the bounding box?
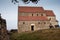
[18,13,46,16]
[18,11,59,33]
[18,21,50,33]
[47,16,58,27]
[0,14,9,40]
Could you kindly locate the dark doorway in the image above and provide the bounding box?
[31,25,34,31]
[49,23,54,29]
[49,26,54,28]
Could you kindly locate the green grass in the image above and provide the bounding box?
[10,28,60,40]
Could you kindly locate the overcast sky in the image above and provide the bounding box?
[0,0,60,30]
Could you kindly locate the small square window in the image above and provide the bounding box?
[23,22,25,24]
[38,22,40,24]
[49,18,51,20]
[41,14,43,16]
[44,22,46,24]
[37,14,38,16]
[32,14,33,16]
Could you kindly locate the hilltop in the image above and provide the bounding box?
[10,28,60,40]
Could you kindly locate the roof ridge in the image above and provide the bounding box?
[45,10,53,11]
[18,6,43,8]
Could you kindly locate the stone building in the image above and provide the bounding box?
[0,14,9,40]
[18,6,59,33]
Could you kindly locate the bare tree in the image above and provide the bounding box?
[12,0,40,4]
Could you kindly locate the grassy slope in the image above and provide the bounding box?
[10,28,60,40]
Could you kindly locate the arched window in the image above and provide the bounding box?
[37,14,38,16]
[32,14,33,16]
[41,14,43,16]
[38,22,40,24]
[44,22,46,24]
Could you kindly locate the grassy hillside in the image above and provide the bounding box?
[10,28,60,40]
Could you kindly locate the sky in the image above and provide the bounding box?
[0,0,60,30]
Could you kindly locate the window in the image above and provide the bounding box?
[23,22,25,24]
[44,22,46,24]
[49,18,51,20]
[41,14,43,16]
[38,22,40,24]
[32,14,33,16]
[37,14,38,16]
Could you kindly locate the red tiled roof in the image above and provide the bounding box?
[18,6,55,16]
[18,16,48,21]
[45,10,55,16]
[18,6,44,13]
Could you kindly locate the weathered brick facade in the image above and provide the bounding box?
[0,14,9,40]
[18,6,59,33]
